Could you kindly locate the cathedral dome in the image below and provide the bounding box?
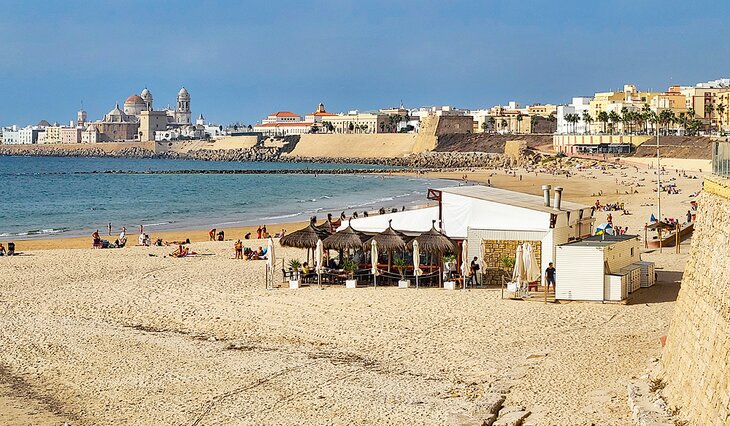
[178,87,190,98]
[125,95,145,105]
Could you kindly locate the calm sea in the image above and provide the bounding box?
[0,156,454,239]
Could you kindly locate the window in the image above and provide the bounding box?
[630,247,635,257]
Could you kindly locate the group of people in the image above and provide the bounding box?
[0,242,15,256]
[92,227,128,249]
[208,228,226,241]
[234,240,268,260]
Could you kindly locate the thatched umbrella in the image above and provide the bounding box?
[414,220,454,287]
[363,220,407,252]
[322,223,365,251]
[415,221,455,254]
[280,223,328,249]
[280,223,329,264]
[363,220,408,273]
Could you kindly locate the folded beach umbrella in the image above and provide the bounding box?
[412,240,423,276]
[512,244,525,286]
[525,243,541,283]
[267,237,275,270]
[460,240,469,289]
[315,239,323,274]
[371,239,379,287]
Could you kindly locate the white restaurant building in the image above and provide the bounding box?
[343,185,595,285]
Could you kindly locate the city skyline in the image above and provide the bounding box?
[1,0,729,125]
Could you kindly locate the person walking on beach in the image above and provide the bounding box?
[256,226,262,239]
[262,225,267,237]
[209,228,216,241]
[139,224,144,234]
[108,222,112,236]
[234,240,243,259]
[545,262,556,292]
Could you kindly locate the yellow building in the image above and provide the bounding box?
[44,125,63,144]
[717,89,730,132]
[526,104,557,117]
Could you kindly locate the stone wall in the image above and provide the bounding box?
[481,240,542,285]
[435,116,474,136]
[659,175,730,425]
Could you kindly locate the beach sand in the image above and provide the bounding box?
[0,240,686,425]
[0,159,705,425]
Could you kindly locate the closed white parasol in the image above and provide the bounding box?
[371,239,379,287]
[315,238,323,289]
[460,240,469,289]
[413,239,423,289]
[266,237,275,289]
[524,243,541,284]
[512,244,525,294]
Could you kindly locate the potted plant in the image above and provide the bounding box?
[394,257,409,288]
[343,258,358,288]
[288,259,302,289]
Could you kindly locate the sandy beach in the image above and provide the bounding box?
[0,159,705,425]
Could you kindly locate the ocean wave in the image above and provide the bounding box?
[256,212,305,221]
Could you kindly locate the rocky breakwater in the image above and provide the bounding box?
[0,145,157,158]
[283,151,539,168]
[1,143,542,169]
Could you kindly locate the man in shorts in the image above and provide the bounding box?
[545,262,556,291]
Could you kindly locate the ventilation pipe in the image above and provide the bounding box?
[542,185,551,207]
[553,186,564,210]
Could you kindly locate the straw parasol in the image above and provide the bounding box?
[363,220,407,252]
[414,221,454,254]
[323,222,366,251]
[280,223,328,249]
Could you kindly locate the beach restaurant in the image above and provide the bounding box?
[344,185,596,285]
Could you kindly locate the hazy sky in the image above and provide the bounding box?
[1,0,728,126]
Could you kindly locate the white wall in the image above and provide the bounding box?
[555,245,605,301]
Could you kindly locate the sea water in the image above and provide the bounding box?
[0,156,455,238]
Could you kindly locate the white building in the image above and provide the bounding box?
[555,234,645,302]
[18,126,43,144]
[556,97,592,134]
[1,126,20,144]
[253,111,314,136]
[342,184,595,285]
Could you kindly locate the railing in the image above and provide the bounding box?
[712,141,730,176]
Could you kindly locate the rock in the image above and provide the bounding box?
[447,412,490,426]
[493,410,531,426]
[471,393,506,418]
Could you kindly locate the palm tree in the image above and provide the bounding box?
[516,113,524,134]
[488,117,496,133]
[481,121,489,133]
[597,111,609,133]
[608,111,621,134]
[530,116,538,134]
[717,102,726,133]
[582,110,593,134]
[501,119,508,132]
[620,107,630,134]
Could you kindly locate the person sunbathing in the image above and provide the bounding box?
[170,244,195,258]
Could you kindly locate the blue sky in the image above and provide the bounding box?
[1,0,728,126]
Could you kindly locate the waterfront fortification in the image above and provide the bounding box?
[659,174,730,425]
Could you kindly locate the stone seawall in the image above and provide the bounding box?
[659,175,730,425]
